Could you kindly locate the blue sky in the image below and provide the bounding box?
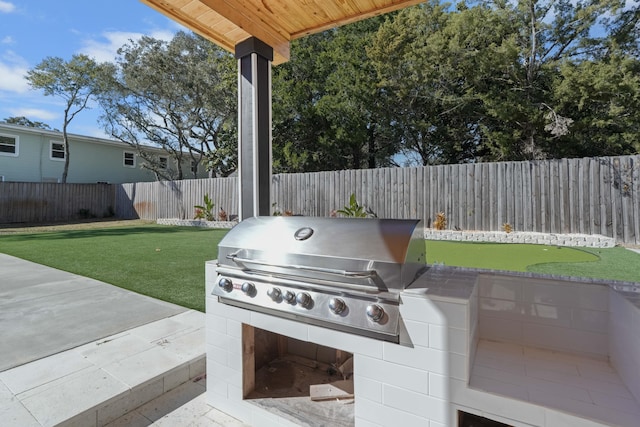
[0,0,183,138]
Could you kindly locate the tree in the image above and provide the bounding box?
[26,54,110,183]
[272,31,340,173]
[369,2,498,165]
[477,0,626,160]
[98,32,237,180]
[2,116,53,130]
[368,0,635,163]
[551,53,640,157]
[272,19,399,173]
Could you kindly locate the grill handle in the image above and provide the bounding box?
[226,253,377,279]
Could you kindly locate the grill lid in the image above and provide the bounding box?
[217,216,426,291]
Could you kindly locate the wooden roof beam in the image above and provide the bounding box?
[198,0,291,64]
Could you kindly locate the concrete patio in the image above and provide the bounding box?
[0,253,244,426]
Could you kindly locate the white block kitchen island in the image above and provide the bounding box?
[206,261,640,426]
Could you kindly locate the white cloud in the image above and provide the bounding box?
[0,51,29,93]
[1,36,14,44]
[9,108,58,121]
[79,29,175,62]
[0,1,15,13]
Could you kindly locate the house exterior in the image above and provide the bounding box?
[0,123,209,183]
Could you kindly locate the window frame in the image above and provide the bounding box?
[50,140,65,161]
[0,133,19,157]
[159,156,168,169]
[123,151,136,168]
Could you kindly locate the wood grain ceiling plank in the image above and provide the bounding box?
[141,0,424,64]
[260,0,329,34]
[290,0,424,38]
[181,0,211,17]
[198,0,290,61]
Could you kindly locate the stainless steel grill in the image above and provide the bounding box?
[212,216,426,342]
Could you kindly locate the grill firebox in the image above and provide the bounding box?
[212,216,426,342]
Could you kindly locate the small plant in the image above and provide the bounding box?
[272,202,282,216]
[503,223,513,233]
[337,193,375,218]
[272,203,294,216]
[77,208,95,219]
[194,194,215,221]
[433,212,447,230]
[218,207,228,221]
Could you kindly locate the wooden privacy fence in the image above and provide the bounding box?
[0,182,115,224]
[1,155,638,245]
[115,178,239,221]
[116,155,640,245]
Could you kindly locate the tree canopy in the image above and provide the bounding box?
[2,116,53,130]
[97,31,237,179]
[22,1,640,177]
[26,54,111,182]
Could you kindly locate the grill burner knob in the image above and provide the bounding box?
[284,290,296,303]
[241,282,255,296]
[217,278,233,293]
[328,298,346,314]
[296,292,312,308]
[267,287,282,300]
[366,304,384,322]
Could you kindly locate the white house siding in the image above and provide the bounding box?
[0,124,209,184]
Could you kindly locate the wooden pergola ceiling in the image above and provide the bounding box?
[141,0,424,65]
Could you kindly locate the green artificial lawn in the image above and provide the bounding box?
[426,241,640,283]
[1,224,638,314]
[528,246,640,283]
[0,225,226,312]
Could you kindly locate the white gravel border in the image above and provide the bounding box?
[156,218,237,229]
[424,229,616,248]
[157,218,616,248]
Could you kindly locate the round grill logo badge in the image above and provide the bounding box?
[294,227,314,241]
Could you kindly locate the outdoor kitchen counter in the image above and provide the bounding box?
[403,266,479,301]
[404,266,640,427]
[206,258,640,426]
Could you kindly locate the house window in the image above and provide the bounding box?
[50,141,65,160]
[0,134,18,156]
[123,151,135,167]
[191,160,198,174]
[159,156,168,169]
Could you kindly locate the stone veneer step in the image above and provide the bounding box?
[0,311,205,427]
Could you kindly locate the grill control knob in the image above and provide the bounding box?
[328,298,346,314]
[217,278,233,293]
[241,282,255,296]
[284,290,296,303]
[267,287,282,301]
[366,304,384,322]
[296,292,312,308]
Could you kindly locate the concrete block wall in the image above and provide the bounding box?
[355,294,471,426]
[609,291,640,403]
[477,274,610,360]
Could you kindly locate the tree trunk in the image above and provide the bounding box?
[367,123,377,169]
[62,111,70,184]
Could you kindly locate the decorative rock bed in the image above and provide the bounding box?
[156,218,237,229]
[157,218,616,248]
[424,229,616,248]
